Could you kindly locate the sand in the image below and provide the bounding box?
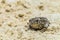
[0,0,60,40]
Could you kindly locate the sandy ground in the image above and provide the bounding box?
[0,0,60,40]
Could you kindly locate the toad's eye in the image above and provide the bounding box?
[35,20,38,22]
[29,17,50,31]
